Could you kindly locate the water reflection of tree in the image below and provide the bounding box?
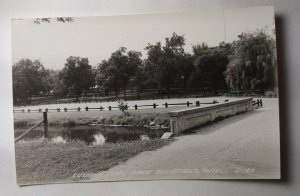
[62,127,97,144]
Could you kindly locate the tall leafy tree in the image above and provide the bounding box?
[12,59,49,103]
[224,30,276,93]
[192,47,228,92]
[144,32,193,93]
[59,56,94,101]
[174,53,194,92]
[96,59,121,97]
[144,42,164,90]
[46,70,65,96]
[95,47,142,99]
[162,32,186,92]
[192,43,209,56]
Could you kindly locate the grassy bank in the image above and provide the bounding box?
[14,112,170,128]
[99,113,169,126]
[15,138,172,185]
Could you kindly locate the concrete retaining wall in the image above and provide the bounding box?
[169,98,253,134]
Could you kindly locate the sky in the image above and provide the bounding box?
[11,6,275,70]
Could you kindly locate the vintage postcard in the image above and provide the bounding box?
[12,6,280,185]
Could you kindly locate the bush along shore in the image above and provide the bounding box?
[14,112,170,128]
[96,113,170,128]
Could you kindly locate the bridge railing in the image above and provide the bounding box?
[13,99,263,113]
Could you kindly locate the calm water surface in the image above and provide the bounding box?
[15,125,167,145]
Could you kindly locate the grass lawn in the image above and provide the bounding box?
[15,138,172,185]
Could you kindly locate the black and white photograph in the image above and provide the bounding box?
[12,6,280,185]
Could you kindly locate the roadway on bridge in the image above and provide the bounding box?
[90,98,280,180]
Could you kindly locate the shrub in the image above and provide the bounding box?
[117,99,129,114]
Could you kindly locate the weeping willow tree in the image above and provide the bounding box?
[224,30,277,94]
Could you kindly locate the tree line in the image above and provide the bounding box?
[13,30,277,104]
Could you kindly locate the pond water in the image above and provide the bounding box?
[14,125,167,145]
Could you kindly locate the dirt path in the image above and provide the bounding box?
[90,98,280,180]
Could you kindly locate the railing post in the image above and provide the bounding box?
[196,101,200,107]
[260,99,263,107]
[153,103,156,109]
[85,106,89,111]
[134,104,138,110]
[108,106,112,111]
[43,112,48,138]
[187,101,190,107]
[165,103,168,108]
[78,107,81,112]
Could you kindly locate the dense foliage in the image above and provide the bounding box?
[224,31,277,93]
[95,47,142,99]
[59,57,95,101]
[13,59,49,103]
[12,30,277,104]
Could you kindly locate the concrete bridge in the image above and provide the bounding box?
[90,98,279,180]
[169,98,254,134]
